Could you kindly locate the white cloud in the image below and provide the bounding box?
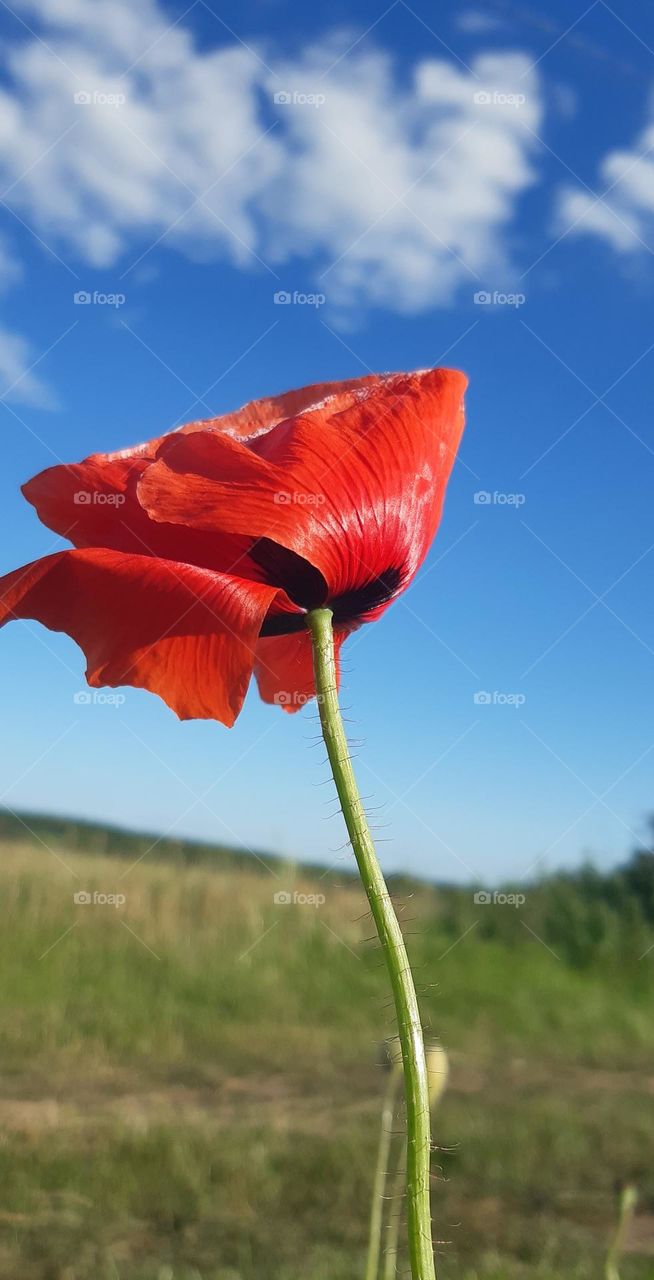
[557,116,654,255]
[0,233,57,408]
[0,327,58,408]
[0,0,544,314]
[456,9,505,34]
[266,48,542,311]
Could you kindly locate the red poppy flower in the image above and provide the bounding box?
[0,368,466,725]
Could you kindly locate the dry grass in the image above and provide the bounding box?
[0,838,652,1278]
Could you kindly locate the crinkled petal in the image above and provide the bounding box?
[182,373,386,443]
[138,368,467,607]
[22,456,261,580]
[24,372,429,594]
[0,549,296,724]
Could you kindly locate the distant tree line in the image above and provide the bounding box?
[436,817,654,967]
[3,808,654,967]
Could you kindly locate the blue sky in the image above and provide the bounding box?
[0,0,653,885]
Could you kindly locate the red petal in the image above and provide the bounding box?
[23,456,261,580]
[180,373,385,442]
[139,368,467,607]
[0,549,295,724]
[23,375,393,585]
[254,624,355,712]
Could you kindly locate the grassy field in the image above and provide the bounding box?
[0,829,653,1280]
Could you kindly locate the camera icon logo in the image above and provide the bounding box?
[73,890,92,905]
[473,491,491,504]
[273,890,293,904]
[273,290,292,305]
[473,91,492,105]
[73,91,92,105]
[473,890,492,905]
[74,291,92,304]
[273,91,292,105]
[473,691,492,705]
[473,291,492,305]
[73,691,92,704]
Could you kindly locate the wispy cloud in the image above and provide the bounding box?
[0,0,544,315]
[0,327,59,408]
[0,232,57,407]
[557,105,654,255]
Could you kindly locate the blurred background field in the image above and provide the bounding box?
[1,814,654,1280]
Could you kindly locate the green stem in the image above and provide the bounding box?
[306,607,436,1280]
[366,1061,402,1280]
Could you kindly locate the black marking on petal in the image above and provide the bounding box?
[250,537,327,608]
[330,567,404,623]
[259,563,404,637]
[260,610,309,637]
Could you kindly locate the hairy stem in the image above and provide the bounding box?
[306,607,436,1280]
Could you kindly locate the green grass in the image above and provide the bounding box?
[0,837,652,1279]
